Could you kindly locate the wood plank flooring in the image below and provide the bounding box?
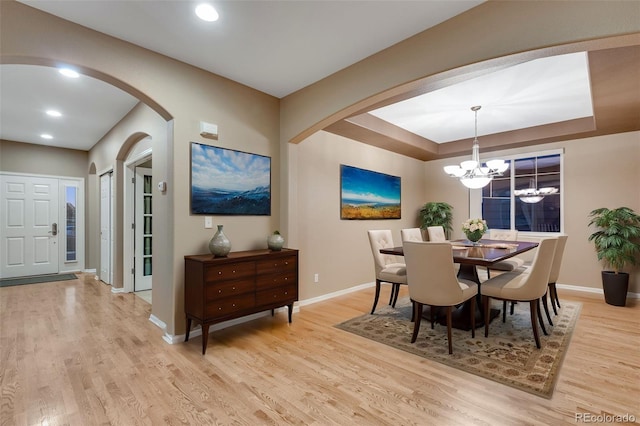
[1,273,638,425]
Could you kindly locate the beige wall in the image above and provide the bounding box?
[423,131,640,293]
[0,139,88,178]
[295,131,425,300]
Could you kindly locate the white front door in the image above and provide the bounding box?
[99,172,113,285]
[0,175,59,278]
[134,167,152,291]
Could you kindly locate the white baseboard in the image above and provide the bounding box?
[111,286,125,294]
[556,283,639,299]
[297,282,375,306]
[83,268,97,274]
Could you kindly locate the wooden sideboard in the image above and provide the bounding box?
[184,248,299,354]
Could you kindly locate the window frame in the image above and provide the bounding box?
[469,148,564,237]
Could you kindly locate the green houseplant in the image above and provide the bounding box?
[419,202,453,239]
[587,207,640,306]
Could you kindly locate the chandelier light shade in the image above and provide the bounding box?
[443,106,508,189]
[514,178,558,203]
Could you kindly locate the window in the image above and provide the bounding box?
[481,151,562,233]
[65,185,77,261]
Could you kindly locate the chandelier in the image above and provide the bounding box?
[443,106,509,189]
[514,178,558,203]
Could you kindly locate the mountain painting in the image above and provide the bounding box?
[340,165,401,219]
[191,143,271,215]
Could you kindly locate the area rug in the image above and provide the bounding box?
[335,297,581,399]
[0,273,77,287]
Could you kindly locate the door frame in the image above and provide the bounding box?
[122,148,152,293]
[99,170,114,285]
[0,172,85,278]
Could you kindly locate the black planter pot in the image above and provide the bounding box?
[602,271,629,307]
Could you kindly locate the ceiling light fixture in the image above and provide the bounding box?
[58,68,79,78]
[46,110,62,117]
[514,178,558,203]
[40,134,53,140]
[443,106,509,189]
[195,4,219,22]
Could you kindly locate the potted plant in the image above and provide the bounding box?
[419,202,453,239]
[587,207,640,306]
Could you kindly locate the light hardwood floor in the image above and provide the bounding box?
[1,273,638,425]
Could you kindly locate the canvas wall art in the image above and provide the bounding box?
[190,142,271,215]
[340,164,401,219]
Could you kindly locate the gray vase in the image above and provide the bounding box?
[209,225,231,257]
[267,233,285,251]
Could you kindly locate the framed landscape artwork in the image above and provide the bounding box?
[190,142,271,215]
[340,164,401,219]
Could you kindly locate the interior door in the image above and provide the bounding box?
[134,167,152,291]
[0,174,59,278]
[99,172,113,284]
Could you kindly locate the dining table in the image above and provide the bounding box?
[380,239,539,330]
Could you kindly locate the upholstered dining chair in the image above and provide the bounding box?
[367,230,407,314]
[403,241,478,354]
[401,228,423,243]
[541,234,569,324]
[426,226,447,242]
[481,238,558,349]
[486,229,525,278]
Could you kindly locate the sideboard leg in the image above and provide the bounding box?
[287,303,293,323]
[185,318,192,342]
[202,323,210,355]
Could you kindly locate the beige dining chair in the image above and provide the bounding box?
[367,230,407,314]
[403,241,478,354]
[481,238,558,349]
[426,226,447,242]
[541,234,569,324]
[401,228,423,242]
[486,229,525,278]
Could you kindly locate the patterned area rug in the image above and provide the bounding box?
[335,297,581,398]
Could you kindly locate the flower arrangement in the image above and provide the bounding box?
[462,218,487,243]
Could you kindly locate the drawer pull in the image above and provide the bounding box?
[284,277,288,281]
[232,287,235,290]
[284,291,288,295]
[218,290,222,293]
[218,271,222,275]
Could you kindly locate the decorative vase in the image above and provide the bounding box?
[209,225,231,257]
[465,231,483,245]
[267,232,285,251]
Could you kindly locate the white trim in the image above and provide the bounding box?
[149,314,166,330]
[111,286,125,293]
[297,281,375,306]
[83,268,97,274]
[556,283,640,299]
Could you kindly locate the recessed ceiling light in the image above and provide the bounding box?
[40,134,54,140]
[59,68,79,78]
[195,4,219,22]
[46,110,62,117]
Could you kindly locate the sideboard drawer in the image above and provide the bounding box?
[205,262,255,282]
[256,255,297,275]
[256,284,297,307]
[205,279,254,300]
[205,295,255,318]
[256,270,297,289]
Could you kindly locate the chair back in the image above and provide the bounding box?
[548,235,568,283]
[517,238,558,300]
[401,228,423,242]
[489,229,518,241]
[426,226,447,242]
[403,241,463,306]
[367,230,400,275]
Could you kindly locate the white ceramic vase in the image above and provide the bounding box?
[209,225,231,257]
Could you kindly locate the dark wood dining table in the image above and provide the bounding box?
[380,239,539,330]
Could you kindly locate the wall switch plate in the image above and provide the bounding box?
[204,216,213,228]
[314,273,319,283]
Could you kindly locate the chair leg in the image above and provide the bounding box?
[430,305,435,329]
[551,282,561,311]
[537,298,548,336]
[470,296,476,339]
[411,302,423,343]
[486,267,491,279]
[391,284,401,307]
[483,295,491,338]
[446,306,453,354]
[388,284,396,306]
[542,291,554,326]
[502,300,507,323]
[371,280,381,314]
[510,301,516,315]
[529,300,541,349]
